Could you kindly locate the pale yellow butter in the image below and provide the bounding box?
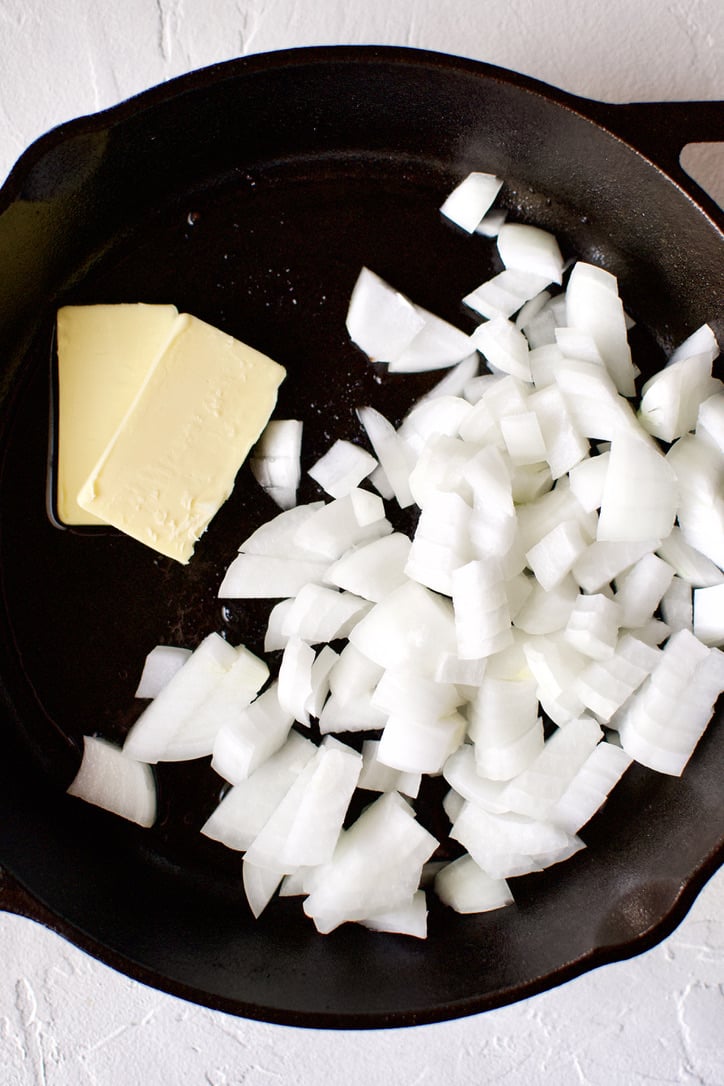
[56,303,179,525]
[77,312,286,563]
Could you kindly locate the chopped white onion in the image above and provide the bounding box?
[201,731,316,851]
[134,645,191,698]
[94,174,724,940]
[325,532,411,602]
[218,554,329,598]
[440,172,503,233]
[470,316,532,382]
[434,854,513,914]
[308,439,377,498]
[68,736,156,827]
[124,633,240,763]
[345,267,425,362]
[250,419,303,510]
[497,223,563,286]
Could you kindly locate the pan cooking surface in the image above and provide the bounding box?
[0,48,721,1027]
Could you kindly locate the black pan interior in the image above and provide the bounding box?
[0,48,722,1027]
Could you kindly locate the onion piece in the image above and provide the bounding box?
[656,526,724,588]
[660,576,693,633]
[67,736,156,827]
[281,583,371,644]
[464,269,551,321]
[596,430,678,544]
[575,634,661,723]
[568,451,610,513]
[514,573,579,636]
[398,395,473,454]
[390,305,475,373]
[201,731,317,851]
[123,633,239,763]
[452,559,513,660]
[250,419,303,510]
[327,641,383,705]
[693,583,724,646]
[318,691,387,734]
[615,630,724,775]
[450,802,577,880]
[669,323,719,366]
[372,667,462,723]
[264,598,294,652]
[407,434,478,509]
[470,317,532,382]
[529,383,589,480]
[358,739,421,798]
[638,352,721,443]
[566,262,635,397]
[167,645,270,760]
[415,353,480,403]
[572,536,662,594]
[308,439,378,499]
[237,502,325,558]
[134,645,191,698]
[211,681,293,784]
[218,554,330,598]
[244,737,362,875]
[302,792,438,932]
[443,744,509,813]
[697,391,724,455]
[345,267,425,362]
[277,637,316,726]
[440,172,503,233]
[293,488,392,559]
[242,860,283,919]
[434,854,513,914]
[377,710,466,775]
[667,433,724,570]
[349,580,457,676]
[563,593,620,660]
[526,519,589,592]
[500,716,603,820]
[325,532,411,602]
[549,741,633,834]
[361,890,428,938]
[497,223,564,286]
[405,490,472,596]
[306,644,339,719]
[356,405,416,508]
[474,207,507,237]
[613,553,675,630]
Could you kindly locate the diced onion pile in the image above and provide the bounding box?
[68,172,724,939]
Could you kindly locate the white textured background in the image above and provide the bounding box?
[0,2,722,1083]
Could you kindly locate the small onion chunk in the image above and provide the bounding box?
[68,736,156,827]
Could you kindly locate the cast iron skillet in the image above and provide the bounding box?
[0,46,722,1029]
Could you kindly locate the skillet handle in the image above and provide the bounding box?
[580,99,723,211]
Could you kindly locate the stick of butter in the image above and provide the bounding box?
[76,311,286,563]
[56,303,180,525]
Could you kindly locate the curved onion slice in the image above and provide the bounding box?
[134,645,191,698]
[68,736,156,827]
[123,633,240,763]
[434,854,513,914]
